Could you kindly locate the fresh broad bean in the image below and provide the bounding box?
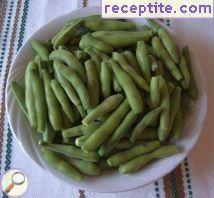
[83,16,136,31]
[53,60,86,118]
[130,107,162,142]
[147,19,160,34]
[79,33,113,54]
[92,30,153,47]
[183,46,198,99]
[30,39,49,61]
[75,136,87,147]
[112,52,150,92]
[81,99,131,152]
[66,158,101,176]
[179,56,190,89]
[42,69,63,130]
[136,41,151,82]
[61,66,90,110]
[39,141,99,162]
[122,50,141,74]
[62,126,82,138]
[41,148,83,182]
[98,111,138,156]
[25,61,38,128]
[85,60,99,108]
[158,76,170,142]
[52,19,82,49]
[119,145,179,173]
[50,79,75,123]
[109,59,144,113]
[112,75,122,93]
[158,28,179,64]
[152,37,182,81]
[10,81,28,117]
[82,94,124,126]
[43,122,57,143]
[100,61,112,99]
[107,140,161,167]
[49,50,86,81]
[84,48,101,77]
[150,77,160,109]
[30,69,47,133]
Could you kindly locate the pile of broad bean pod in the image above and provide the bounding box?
[11,16,198,182]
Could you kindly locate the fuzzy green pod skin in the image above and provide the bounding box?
[150,77,160,109]
[41,149,83,182]
[85,60,99,108]
[53,60,86,118]
[75,136,87,147]
[112,52,150,92]
[82,94,124,126]
[147,19,160,34]
[112,75,122,93]
[107,140,161,167]
[85,48,101,77]
[152,37,182,81]
[92,30,153,47]
[62,126,82,138]
[50,79,75,123]
[61,66,90,110]
[39,141,99,162]
[100,61,112,99]
[122,50,141,74]
[43,122,57,143]
[81,122,102,136]
[136,41,151,83]
[158,76,170,142]
[11,81,28,117]
[81,99,131,152]
[179,56,190,90]
[130,107,163,142]
[52,19,82,49]
[119,145,179,173]
[79,33,113,54]
[49,50,86,81]
[30,69,47,133]
[62,122,102,138]
[183,46,198,99]
[98,111,138,156]
[171,106,183,140]
[158,28,179,64]
[109,59,144,113]
[42,69,63,130]
[83,16,136,31]
[169,87,182,130]
[66,158,101,176]
[30,39,49,61]
[25,61,38,129]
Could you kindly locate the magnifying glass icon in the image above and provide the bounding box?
[4,172,25,194]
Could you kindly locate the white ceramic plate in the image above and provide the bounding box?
[6,7,207,193]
